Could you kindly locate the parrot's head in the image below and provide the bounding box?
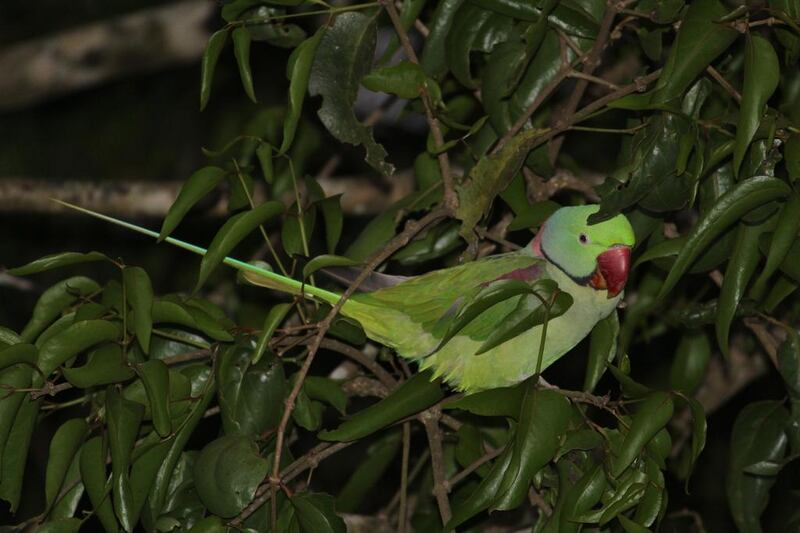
[533,206,635,298]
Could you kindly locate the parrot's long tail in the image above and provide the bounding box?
[53,199,344,306]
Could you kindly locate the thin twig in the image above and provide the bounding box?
[548,5,620,164]
[420,405,451,524]
[382,0,457,213]
[398,421,411,533]
[256,208,448,530]
[706,65,742,104]
[445,446,503,491]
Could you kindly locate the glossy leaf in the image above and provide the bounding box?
[444,384,525,419]
[80,437,119,533]
[716,222,765,356]
[137,360,171,437]
[21,277,101,343]
[304,376,347,415]
[232,27,256,103]
[302,255,359,280]
[363,61,437,100]
[318,195,344,254]
[733,35,780,177]
[218,345,286,436]
[476,284,573,355]
[194,435,269,517]
[421,0,466,78]
[45,418,88,510]
[0,397,39,511]
[197,200,284,290]
[291,491,346,533]
[308,11,393,176]
[37,319,120,378]
[612,392,674,477]
[281,28,325,154]
[492,387,572,510]
[319,371,443,442]
[337,431,401,512]
[670,331,711,394]
[200,29,228,110]
[657,176,790,299]
[159,167,227,241]
[107,387,145,532]
[0,343,36,372]
[123,266,153,354]
[9,251,108,276]
[252,304,291,365]
[585,311,618,392]
[752,192,800,298]
[728,401,789,532]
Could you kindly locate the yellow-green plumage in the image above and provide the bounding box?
[59,201,635,393]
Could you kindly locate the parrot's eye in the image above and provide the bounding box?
[579,234,588,244]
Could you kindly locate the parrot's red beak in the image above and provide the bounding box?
[590,245,631,298]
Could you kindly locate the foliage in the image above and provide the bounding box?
[2,0,800,531]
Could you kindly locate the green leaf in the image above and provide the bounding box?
[308,11,394,176]
[137,360,171,437]
[670,331,711,394]
[611,391,674,477]
[218,345,286,436]
[716,221,767,357]
[36,518,83,533]
[45,419,88,510]
[255,142,274,184]
[153,298,232,342]
[80,437,119,533]
[435,279,535,352]
[197,201,284,290]
[727,401,789,533]
[0,343,37,372]
[656,176,790,299]
[393,221,463,266]
[281,28,326,154]
[194,435,269,518]
[778,329,800,401]
[21,276,101,343]
[107,386,145,532]
[0,326,21,347]
[786,135,800,181]
[200,30,228,110]
[614,0,737,108]
[445,5,514,88]
[50,456,84,521]
[146,367,216,520]
[733,34,780,177]
[291,492,346,533]
[319,371,443,442]
[302,255,359,280]
[159,166,227,241]
[492,387,572,510]
[455,424,491,477]
[585,311,618,392]
[0,396,39,511]
[444,384,525,419]
[752,192,800,297]
[446,444,513,531]
[0,366,32,470]
[282,203,316,258]
[337,431,401,512]
[304,376,348,415]
[9,251,108,276]
[252,303,292,365]
[476,282,573,355]
[421,0,466,79]
[38,319,120,378]
[63,344,135,388]
[455,127,543,237]
[319,195,344,254]
[293,385,324,431]
[124,267,153,354]
[232,26,257,103]
[362,60,438,100]
[507,201,561,232]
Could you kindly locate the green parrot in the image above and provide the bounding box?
[59,202,634,393]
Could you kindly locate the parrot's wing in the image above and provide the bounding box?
[345,253,547,356]
[320,266,411,292]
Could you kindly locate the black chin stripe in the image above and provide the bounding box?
[541,247,592,286]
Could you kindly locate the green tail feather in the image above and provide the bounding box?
[52,199,343,305]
